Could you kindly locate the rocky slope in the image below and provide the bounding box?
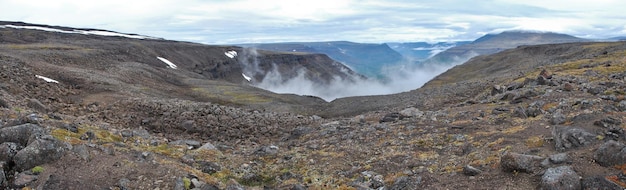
[2,21,626,189]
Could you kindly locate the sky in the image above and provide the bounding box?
[1,0,626,44]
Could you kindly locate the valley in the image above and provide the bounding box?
[1,21,626,189]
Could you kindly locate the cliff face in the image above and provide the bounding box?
[240,41,403,78]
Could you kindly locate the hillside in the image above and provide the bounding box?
[425,31,589,65]
[239,41,403,78]
[2,21,626,189]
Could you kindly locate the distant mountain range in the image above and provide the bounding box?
[238,41,403,78]
[424,31,590,65]
[386,41,471,61]
[241,31,592,78]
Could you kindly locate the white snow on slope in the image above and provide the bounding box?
[242,73,252,82]
[35,75,59,83]
[1,24,158,40]
[225,51,238,59]
[157,57,178,69]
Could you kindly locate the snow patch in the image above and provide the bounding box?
[242,73,252,82]
[157,57,178,69]
[35,75,59,83]
[225,50,238,59]
[2,24,158,39]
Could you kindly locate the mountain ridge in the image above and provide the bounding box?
[425,30,590,64]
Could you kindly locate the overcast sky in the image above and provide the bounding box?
[1,0,625,44]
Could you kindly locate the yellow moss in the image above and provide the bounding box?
[542,102,558,111]
[525,136,544,148]
[143,144,186,158]
[475,131,498,136]
[502,125,527,134]
[95,130,123,143]
[487,138,504,148]
[190,149,223,162]
[417,151,439,161]
[51,128,84,145]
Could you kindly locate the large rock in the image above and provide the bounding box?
[526,101,545,117]
[380,112,404,123]
[0,97,8,108]
[0,123,45,146]
[0,167,4,188]
[540,166,581,190]
[552,126,595,152]
[550,109,566,125]
[582,176,625,190]
[0,142,22,163]
[12,172,38,188]
[500,152,545,173]
[594,140,626,167]
[27,98,48,113]
[399,107,424,118]
[388,176,423,190]
[13,135,68,171]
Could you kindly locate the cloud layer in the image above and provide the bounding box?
[1,0,625,44]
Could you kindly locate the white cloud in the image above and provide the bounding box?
[1,0,625,43]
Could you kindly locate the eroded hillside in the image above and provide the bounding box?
[1,22,626,189]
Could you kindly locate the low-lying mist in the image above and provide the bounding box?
[240,48,477,102]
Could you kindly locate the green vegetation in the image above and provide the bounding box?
[31,166,44,174]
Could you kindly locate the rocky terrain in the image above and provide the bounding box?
[1,21,626,189]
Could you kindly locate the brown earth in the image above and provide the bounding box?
[1,22,626,189]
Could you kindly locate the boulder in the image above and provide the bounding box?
[27,98,47,113]
[562,83,575,91]
[198,141,217,151]
[548,153,571,165]
[550,109,566,125]
[0,167,4,187]
[225,179,245,190]
[500,152,544,173]
[13,172,38,188]
[582,176,625,190]
[0,123,45,146]
[462,165,482,176]
[198,161,221,174]
[169,140,202,149]
[552,126,595,152]
[0,142,22,163]
[0,97,8,108]
[594,117,622,128]
[512,106,528,118]
[540,166,581,190]
[60,123,79,133]
[491,85,506,95]
[254,145,279,156]
[389,176,423,190]
[526,101,545,117]
[13,135,68,171]
[380,112,404,123]
[539,69,553,79]
[492,107,510,115]
[399,107,424,118]
[594,140,626,167]
[174,177,186,190]
[617,100,626,112]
